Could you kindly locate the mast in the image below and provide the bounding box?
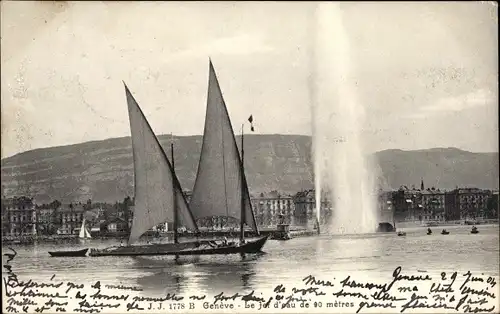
[392,201,396,231]
[172,134,178,244]
[393,212,397,231]
[240,124,245,243]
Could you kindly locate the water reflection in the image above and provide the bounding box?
[132,256,196,295]
[131,253,265,296]
[2,225,498,297]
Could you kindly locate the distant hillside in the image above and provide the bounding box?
[1,135,498,203]
[374,147,498,191]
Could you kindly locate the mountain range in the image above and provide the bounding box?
[1,135,498,203]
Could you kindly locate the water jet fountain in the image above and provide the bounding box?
[310,2,379,235]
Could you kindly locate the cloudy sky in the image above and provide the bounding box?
[1,1,498,158]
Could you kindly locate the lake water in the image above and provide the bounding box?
[2,224,499,313]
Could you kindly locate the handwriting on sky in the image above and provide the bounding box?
[2,248,497,313]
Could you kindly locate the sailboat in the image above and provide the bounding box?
[90,61,267,256]
[79,218,92,239]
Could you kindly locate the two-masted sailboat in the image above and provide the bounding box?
[89,60,267,257]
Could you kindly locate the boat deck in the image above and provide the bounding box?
[89,236,268,257]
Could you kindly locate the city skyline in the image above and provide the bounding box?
[3,185,498,239]
[1,2,498,159]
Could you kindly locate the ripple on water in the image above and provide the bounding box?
[2,225,498,294]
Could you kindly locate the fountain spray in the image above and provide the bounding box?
[311,2,378,234]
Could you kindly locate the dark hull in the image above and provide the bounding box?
[89,236,268,257]
[89,240,211,257]
[165,236,268,255]
[441,232,450,235]
[471,231,479,234]
[377,222,396,232]
[49,248,88,257]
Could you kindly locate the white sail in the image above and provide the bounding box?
[189,60,258,233]
[79,219,86,239]
[124,83,198,245]
[84,226,92,239]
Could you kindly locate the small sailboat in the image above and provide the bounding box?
[79,218,92,240]
[441,229,450,235]
[471,226,479,234]
[397,231,406,236]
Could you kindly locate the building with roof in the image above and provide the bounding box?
[377,190,394,223]
[2,196,37,236]
[57,203,85,235]
[420,187,446,222]
[445,188,491,221]
[292,189,331,227]
[251,191,295,227]
[104,217,129,236]
[35,205,58,235]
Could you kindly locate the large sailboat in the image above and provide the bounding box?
[90,61,267,257]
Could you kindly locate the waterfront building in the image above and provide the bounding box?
[420,187,446,222]
[377,190,394,223]
[391,186,421,222]
[251,191,295,227]
[293,190,313,227]
[90,219,107,235]
[119,205,133,226]
[57,203,85,235]
[292,189,331,227]
[445,188,491,221]
[104,217,129,236]
[404,187,423,221]
[2,196,37,236]
[35,205,57,235]
[391,188,409,222]
[444,191,459,221]
[390,184,493,223]
[1,201,8,237]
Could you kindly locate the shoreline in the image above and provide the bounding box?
[3,221,498,245]
[1,226,319,245]
[394,219,499,229]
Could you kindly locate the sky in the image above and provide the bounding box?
[1,1,498,159]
